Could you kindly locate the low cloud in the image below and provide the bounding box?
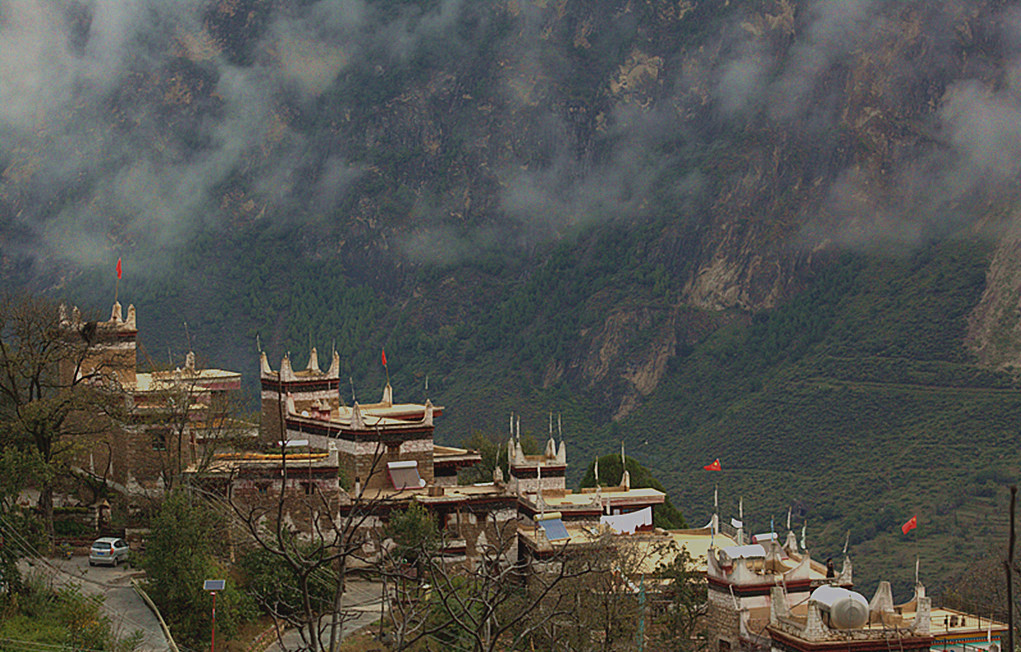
[3,0,1020,281]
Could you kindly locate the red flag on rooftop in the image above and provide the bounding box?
[704,458,721,471]
[901,515,917,535]
[116,258,122,280]
[381,347,387,367]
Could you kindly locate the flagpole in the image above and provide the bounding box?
[1007,485,1016,652]
[914,525,919,588]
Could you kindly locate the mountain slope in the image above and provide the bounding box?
[4,0,1021,599]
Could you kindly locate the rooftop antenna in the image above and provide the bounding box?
[184,321,192,353]
[256,333,262,353]
[787,506,792,531]
[737,496,745,545]
[424,374,429,398]
[843,530,850,555]
[914,555,919,585]
[801,520,807,550]
[349,376,357,403]
[594,456,600,485]
[557,413,562,439]
[538,460,543,515]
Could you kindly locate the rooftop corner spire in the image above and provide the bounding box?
[280,354,296,382]
[423,398,434,426]
[351,402,365,430]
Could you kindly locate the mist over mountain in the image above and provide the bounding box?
[5,1,1019,276]
[5,0,1021,596]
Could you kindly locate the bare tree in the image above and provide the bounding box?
[942,548,1021,644]
[0,292,124,542]
[653,547,709,652]
[131,357,255,493]
[382,515,599,652]
[520,532,678,652]
[219,432,401,652]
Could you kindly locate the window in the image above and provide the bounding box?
[151,430,168,451]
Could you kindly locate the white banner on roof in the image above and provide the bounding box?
[600,506,652,534]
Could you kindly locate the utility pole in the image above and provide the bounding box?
[203,580,225,652]
[637,574,646,652]
[1008,486,1016,652]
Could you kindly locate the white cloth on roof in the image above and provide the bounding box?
[600,506,652,534]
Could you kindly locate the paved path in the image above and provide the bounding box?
[263,579,383,651]
[22,555,170,651]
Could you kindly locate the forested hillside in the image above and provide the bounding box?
[4,0,1021,601]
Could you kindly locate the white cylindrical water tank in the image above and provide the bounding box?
[810,585,869,629]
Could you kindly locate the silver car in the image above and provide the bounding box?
[89,537,130,567]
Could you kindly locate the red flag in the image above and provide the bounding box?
[116,258,122,280]
[901,515,917,535]
[381,348,387,367]
[703,458,721,471]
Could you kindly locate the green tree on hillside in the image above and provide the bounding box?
[579,454,687,529]
[0,447,46,594]
[141,489,255,649]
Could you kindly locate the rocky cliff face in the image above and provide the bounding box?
[966,217,1021,369]
[3,0,1020,412]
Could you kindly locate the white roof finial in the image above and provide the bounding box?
[351,402,365,429]
[280,354,296,382]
